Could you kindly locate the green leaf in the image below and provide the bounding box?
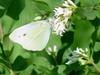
[78,7,96,20]
[0,0,13,17]
[94,42,100,51]
[80,0,100,7]
[72,16,95,49]
[95,5,100,18]
[31,55,54,75]
[33,1,51,17]
[10,0,44,31]
[97,26,100,41]
[87,71,100,75]
[46,34,62,50]
[0,63,10,75]
[1,15,15,35]
[0,0,13,9]
[9,43,31,63]
[32,56,53,70]
[19,65,36,75]
[34,0,63,10]
[57,65,66,75]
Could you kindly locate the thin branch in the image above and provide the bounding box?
[0,42,6,57]
[91,60,100,73]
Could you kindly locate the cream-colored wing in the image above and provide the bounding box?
[9,20,51,51]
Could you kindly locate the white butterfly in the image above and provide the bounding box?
[9,20,51,51]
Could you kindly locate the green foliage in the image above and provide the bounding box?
[0,0,100,75]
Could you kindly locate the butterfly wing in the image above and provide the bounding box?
[9,20,51,51]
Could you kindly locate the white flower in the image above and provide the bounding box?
[74,48,88,58]
[50,0,77,36]
[66,48,88,65]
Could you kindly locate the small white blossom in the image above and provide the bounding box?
[66,48,88,65]
[34,16,42,21]
[54,7,72,17]
[54,7,65,17]
[47,47,52,55]
[46,45,58,55]
[66,57,78,65]
[62,1,69,7]
[63,8,72,17]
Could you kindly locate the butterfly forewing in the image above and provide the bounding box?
[9,20,51,51]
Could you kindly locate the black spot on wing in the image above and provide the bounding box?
[23,34,26,36]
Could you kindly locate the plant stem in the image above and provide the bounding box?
[10,69,15,75]
[88,58,100,73]
[0,42,6,57]
[0,42,15,75]
[52,54,58,66]
[91,60,100,73]
[84,66,89,75]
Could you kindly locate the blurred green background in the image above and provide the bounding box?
[0,0,100,75]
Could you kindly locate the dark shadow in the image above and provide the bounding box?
[61,31,74,44]
[6,0,25,20]
[31,70,37,75]
[0,9,5,17]
[93,50,100,63]
[56,31,74,65]
[66,62,85,75]
[12,56,29,71]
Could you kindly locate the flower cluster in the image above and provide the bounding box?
[50,0,77,36]
[66,48,89,65]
